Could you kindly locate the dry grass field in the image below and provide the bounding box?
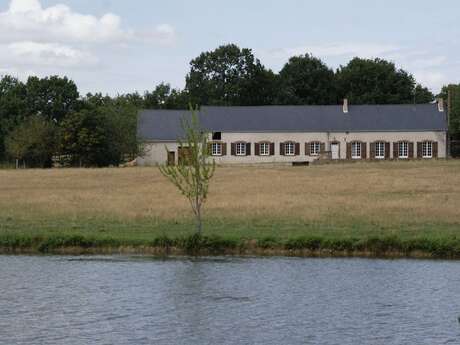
[1,160,460,253]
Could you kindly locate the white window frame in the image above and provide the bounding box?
[351,142,361,159]
[398,142,408,159]
[375,142,385,159]
[310,142,321,156]
[422,141,433,158]
[211,142,222,156]
[236,142,246,156]
[260,142,270,156]
[285,142,295,156]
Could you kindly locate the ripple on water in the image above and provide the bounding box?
[1,256,460,345]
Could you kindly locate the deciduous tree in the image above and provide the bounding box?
[335,58,418,104]
[159,110,215,234]
[277,54,336,105]
[186,44,276,106]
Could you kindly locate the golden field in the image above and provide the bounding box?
[1,160,460,243]
[1,160,460,220]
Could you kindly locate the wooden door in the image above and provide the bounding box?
[167,151,175,166]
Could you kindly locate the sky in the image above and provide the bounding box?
[0,0,459,96]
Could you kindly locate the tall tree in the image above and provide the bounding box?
[25,76,79,122]
[439,84,460,137]
[5,115,58,168]
[0,76,28,160]
[186,44,276,106]
[335,58,420,104]
[414,84,435,104]
[276,54,336,105]
[144,83,190,109]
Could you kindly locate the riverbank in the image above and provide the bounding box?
[2,216,460,258]
[1,161,460,258]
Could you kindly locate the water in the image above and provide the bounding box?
[1,256,460,345]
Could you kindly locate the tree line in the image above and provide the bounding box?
[0,43,458,167]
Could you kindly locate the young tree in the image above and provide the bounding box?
[159,110,216,234]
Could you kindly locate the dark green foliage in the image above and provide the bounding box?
[5,115,59,168]
[414,84,435,103]
[335,57,426,104]
[277,54,337,105]
[25,76,79,122]
[186,43,277,106]
[0,76,28,160]
[60,103,139,167]
[144,83,190,109]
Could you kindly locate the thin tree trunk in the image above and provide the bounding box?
[196,201,202,235]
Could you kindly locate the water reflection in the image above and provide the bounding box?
[1,256,459,345]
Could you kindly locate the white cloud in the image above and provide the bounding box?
[1,41,98,67]
[0,0,176,44]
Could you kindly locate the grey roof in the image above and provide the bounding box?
[137,104,448,141]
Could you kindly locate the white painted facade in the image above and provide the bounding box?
[137,130,447,166]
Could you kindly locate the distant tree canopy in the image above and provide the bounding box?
[335,57,434,104]
[277,54,336,105]
[186,44,277,106]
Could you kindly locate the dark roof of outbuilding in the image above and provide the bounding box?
[137,104,447,141]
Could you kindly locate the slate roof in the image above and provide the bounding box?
[137,104,448,141]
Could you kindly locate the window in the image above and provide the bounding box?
[375,142,385,159]
[212,132,222,140]
[236,142,246,156]
[260,142,270,156]
[422,141,433,158]
[211,142,222,156]
[351,142,361,159]
[310,142,321,156]
[399,142,408,159]
[285,142,295,156]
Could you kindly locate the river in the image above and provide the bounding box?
[1,256,459,344]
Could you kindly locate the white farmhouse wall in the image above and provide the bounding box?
[138,131,447,166]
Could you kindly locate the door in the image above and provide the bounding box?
[178,147,191,165]
[331,143,340,160]
[167,151,175,166]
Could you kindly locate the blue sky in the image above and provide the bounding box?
[0,0,459,95]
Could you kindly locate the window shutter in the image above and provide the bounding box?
[320,143,326,153]
[255,143,260,156]
[393,142,398,159]
[246,143,251,156]
[222,143,227,156]
[409,143,414,159]
[370,142,376,160]
[280,143,285,156]
[417,142,422,158]
[433,142,438,158]
[270,143,275,156]
[295,143,300,156]
[231,143,236,156]
[305,142,310,155]
[361,142,367,159]
[346,143,351,159]
[385,142,390,159]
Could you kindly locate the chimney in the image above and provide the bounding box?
[343,98,349,114]
[437,98,444,112]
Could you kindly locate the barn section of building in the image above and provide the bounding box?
[137,102,448,166]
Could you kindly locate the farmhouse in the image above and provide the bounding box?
[137,100,448,166]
